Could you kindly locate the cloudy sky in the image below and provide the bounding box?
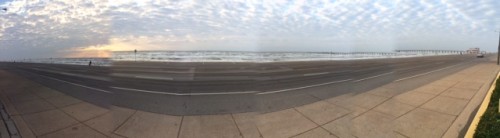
[0,0,499,59]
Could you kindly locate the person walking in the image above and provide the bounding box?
[88,60,92,67]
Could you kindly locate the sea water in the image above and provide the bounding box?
[16,51,459,66]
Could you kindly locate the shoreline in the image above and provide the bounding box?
[3,53,478,66]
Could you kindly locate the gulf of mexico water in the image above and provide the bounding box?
[112,51,458,62]
[15,58,111,66]
[15,51,460,66]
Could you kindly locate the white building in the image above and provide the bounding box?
[466,48,480,54]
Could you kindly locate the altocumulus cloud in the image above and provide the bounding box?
[0,0,499,59]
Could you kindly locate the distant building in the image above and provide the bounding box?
[466,48,480,54]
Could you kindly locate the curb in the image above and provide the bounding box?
[464,71,500,137]
[0,101,20,138]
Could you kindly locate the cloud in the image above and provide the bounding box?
[0,0,499,59]
[0,0,110,59]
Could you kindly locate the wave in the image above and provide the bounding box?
[15,51,460,66]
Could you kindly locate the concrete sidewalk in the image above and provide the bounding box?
[0,62,498,138]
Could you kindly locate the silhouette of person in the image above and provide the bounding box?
[89,60,92,67]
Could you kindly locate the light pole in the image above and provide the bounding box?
[497,31,500,65]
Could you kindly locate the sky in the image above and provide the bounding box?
[0,0,499,59]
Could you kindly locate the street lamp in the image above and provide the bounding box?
[496,30,500,65]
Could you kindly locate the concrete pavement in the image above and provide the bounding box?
[0,61,498,137]
[3,55,483,115]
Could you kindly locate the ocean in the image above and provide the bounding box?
[15,51,460,66]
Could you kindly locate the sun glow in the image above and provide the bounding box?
[68,37,166,58]
[66,49,111,58]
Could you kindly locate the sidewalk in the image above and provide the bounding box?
[0,62,498,138]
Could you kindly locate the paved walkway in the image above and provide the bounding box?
[0,62,498,138]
